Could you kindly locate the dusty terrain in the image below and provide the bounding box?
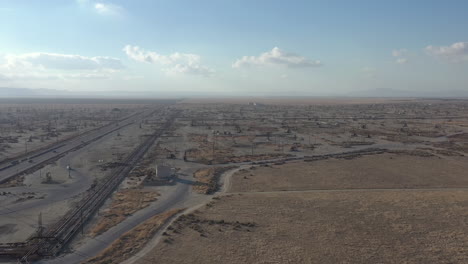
[136,148,468,264]
[0,101,140,162]
[192,167,236,194]
[137,191,468,264]
[0,115,157,243]
[84,209,181,264]
[3,98,468,264]
[89,188,159,237]
[0,100,170,244]
[179,97,430,105]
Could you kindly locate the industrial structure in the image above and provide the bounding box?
[0,111,178,263]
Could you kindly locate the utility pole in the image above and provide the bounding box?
[80,205,84,235]
[38,212,43,239]
[212,132,216,162]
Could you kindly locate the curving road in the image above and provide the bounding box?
[0,134,109,219]
[39,142,424,264]
[41,176,191,264]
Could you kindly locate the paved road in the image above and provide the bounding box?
[0,134,111,219]
[0,111,150,185]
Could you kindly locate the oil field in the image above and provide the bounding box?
[1,98,468,263]
[3,0,468,263]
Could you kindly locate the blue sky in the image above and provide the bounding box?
[1,0,468,96]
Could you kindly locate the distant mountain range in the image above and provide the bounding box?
[0,87,164,98]
[1,87,467,99]
[0,87,232,99]
[350,88,468,98]
[0,87,73,97]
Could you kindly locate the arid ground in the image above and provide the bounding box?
[3,98,468,264]
[136,152,468,264]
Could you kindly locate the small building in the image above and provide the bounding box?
[145,165,175,186]
[156,165,174,179]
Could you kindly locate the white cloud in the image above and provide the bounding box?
[4,52,123,71]
[94,2,123,16]
[66,73,111,79]
[396,58,408,64]
[392,49,407,57]
[0,72,111,81]
[0,52,122,82]
[123,45,198,65]
[425,42,468,63]
[76,0,90,6]
[22,74,61,81]
[123,45,214,76]
[164,64,214,77]
[361,67,376,78]
[76,0,123,16]
[232,47,322,69]
[0,73,10,81]
[122,75,143,81]
[0,73,60,81]
[392,49,408,64]
[361,67,375,72]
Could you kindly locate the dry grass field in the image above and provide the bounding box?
[136,152,468,264]
[85,209,181,264]
[89,188,159,236]
[193,167,236,194]
[138,191,468,264]
[230,153,468,192]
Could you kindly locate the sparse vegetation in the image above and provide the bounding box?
[84,209,182,264]
[89,188,160,237]
[192,166,237,194]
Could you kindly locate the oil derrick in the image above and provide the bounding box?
[42,172,53,184]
